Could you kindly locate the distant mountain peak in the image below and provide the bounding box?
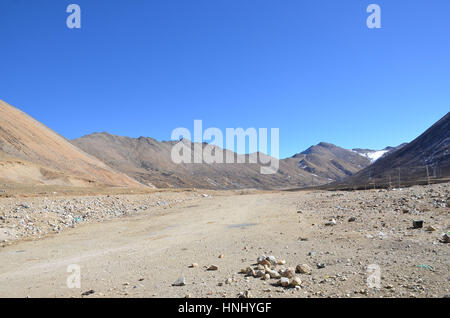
[339,112,450,187]
[317,142,336,148]
[352,143,408,163]
[290,142,372,182]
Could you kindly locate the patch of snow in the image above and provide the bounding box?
[366,150,389,162]
[353,149,390,163]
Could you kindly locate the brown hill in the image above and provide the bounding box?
[336,112,450,188]
[291,142,372,181]
[72,133,372,189]
[0,100,143,188]
[72,132,335,189]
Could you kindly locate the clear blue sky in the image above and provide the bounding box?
[1,0,449,158]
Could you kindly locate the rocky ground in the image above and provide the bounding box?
[0,183,448,298]
[0,191,207,243]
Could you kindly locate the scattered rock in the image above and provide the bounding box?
[257,255,266,264]
[279,277,290,287]
[290,277,302,287]
[172,277,186,286]
[267,269,281,279]
[239,290,252,298]
[280,267,295,279]
[266,255,278,265]
[260,259,271,266]
[325,219,337,226]
[413,220,424,229]
[207,265,219,271]
[256,270,266,278]
[296,264,312,275]
[81,290,95,296]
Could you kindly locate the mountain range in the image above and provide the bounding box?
[72,133,401,189]
[336,112,450,189]
[72,132,325,189]
[0,99,448,190]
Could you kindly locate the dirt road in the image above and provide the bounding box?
[0,186,448,298]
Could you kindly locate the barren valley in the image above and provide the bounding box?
[0,102,448,299]
[0,183,448,298]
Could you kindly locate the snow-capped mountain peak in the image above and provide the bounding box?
[352,144,407,163]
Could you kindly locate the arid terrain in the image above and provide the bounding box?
[0,102,448,299]
[1,0,449,306]
[0,100,142,188]
[1,183,448,298]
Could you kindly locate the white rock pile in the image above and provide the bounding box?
[241,255,312,289]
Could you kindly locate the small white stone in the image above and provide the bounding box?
[279,277,290,287]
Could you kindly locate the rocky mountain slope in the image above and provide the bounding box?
[72,132,338,189]
[0,100,142,188]
[72,134,380,189]
[291,142,372,181]
[338,112,450,188]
